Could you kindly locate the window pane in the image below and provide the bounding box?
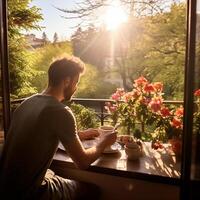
[9,0,189,180]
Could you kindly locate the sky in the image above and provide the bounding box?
[29,0,78,41]
[28,0,200,41]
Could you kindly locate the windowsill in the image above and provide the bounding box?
[51,142,181,185]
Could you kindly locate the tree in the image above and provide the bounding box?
[53,32,58,43]
[75,63,116,98]
[42,32,49,44]
[58,0,178,26]
[104,2,186,99]
[8,0,43,97]
[134,3,186,99]
[30,41,73,92]
[71,25,110,68]
[65,0,186,99]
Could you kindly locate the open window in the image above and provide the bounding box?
[0,0,200,199]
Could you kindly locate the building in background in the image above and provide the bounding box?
[24,34,48,49]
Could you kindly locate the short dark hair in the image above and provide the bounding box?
[48,56,85,87]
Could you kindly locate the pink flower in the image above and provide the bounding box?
[116,88,125,96]
[104,102,117,113]
[109,105,117,112]
[144,84,155,93]
[134,76,148,87]
[111,88,125,101]
[175,106,184,117]
[160,107,171,117]
[194,89,200,97]
[104,102,111,110]
[153,82,163,92]
[149,97,163,112]
[123,92,134,102]
[111,93,121,101]
[171,117,183,129]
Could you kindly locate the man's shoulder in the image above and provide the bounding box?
[64,106,73,113]
[44,104,73,117]
[59,106,74,118]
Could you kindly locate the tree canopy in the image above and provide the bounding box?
[69,2,186,99]
[7,0,187,100]
[8,0,43,97]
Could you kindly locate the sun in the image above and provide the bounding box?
[103,4,128,30]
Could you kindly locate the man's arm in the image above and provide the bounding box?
[61,131,117,170]
[78,128,100,140]
[55,107,116,169]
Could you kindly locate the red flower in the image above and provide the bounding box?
[160,107,171,117]
[153,82,163,92]
[134,76,148,87]
[149,97,163,112]
[132,89,141,98]
[171,117,183,129]
[175,106,184,117]
[144,84,155,93]
[194,89,200,97]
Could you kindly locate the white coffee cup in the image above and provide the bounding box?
[99,125,114,152]
[99,125,114,134]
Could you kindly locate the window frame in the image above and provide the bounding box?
[0,0,199,199]
[0,0,10,137]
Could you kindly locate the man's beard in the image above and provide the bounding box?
[63,85,74,101]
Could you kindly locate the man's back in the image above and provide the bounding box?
[0,94,74,199]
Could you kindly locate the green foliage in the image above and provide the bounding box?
[30,42,73,92]
[8,0,43,97]
[8,0,186,101]
[30,41,116,98]
[75,63,116,98]
[69,103,98,130]
[69,2,186,100]
[127,3,186,99]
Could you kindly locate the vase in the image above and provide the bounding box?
[168,138,182,157]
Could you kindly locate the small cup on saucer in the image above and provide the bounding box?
[125,142,142,161]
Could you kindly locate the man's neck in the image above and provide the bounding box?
[42,87,63,102]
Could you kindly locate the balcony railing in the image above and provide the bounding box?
[8,97,183,126]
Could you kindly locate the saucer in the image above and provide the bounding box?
[103,142,121,154]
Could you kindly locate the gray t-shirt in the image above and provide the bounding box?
[0,94,78,199]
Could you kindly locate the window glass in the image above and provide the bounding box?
[8,0,188,178]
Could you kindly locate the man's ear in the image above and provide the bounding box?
[63,77,71,87]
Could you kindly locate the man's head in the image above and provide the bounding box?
[48,56,85,101]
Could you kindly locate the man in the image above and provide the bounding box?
[0,56,117,199]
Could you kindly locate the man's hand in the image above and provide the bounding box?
[98,131,117,147]
[78,128,100,140]
[63,130,117,170]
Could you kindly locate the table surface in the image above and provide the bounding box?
[53,141,181,179]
